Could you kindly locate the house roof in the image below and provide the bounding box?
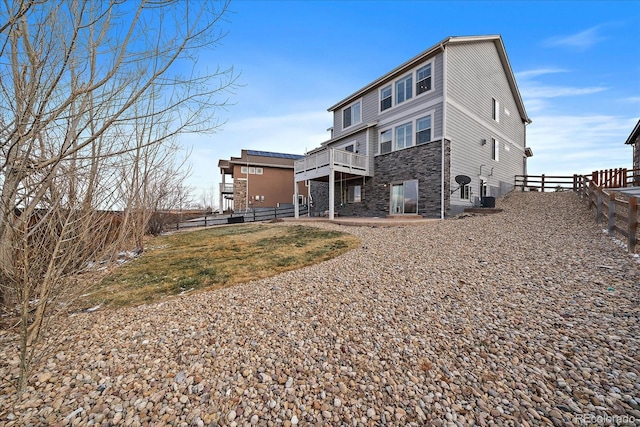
[624,119,640,144]
[218,149,304,174]
[328,35,531,124]
[245,150,304,160]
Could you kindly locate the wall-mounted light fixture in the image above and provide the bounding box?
[481,139,487,146]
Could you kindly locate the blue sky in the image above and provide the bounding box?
[183,0,640,206]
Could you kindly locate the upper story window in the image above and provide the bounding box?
[395,123,412,150]
[380,129,392,154]
[256,167,263,175]
[492,138,499,161]
[416,115,432,144]
[342,100,361,129]
[395,75,412,104]
[380,85,392,111]
[416,63,432,95]
[492,98,500,122]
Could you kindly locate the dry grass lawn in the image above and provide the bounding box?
[83,224,359,308]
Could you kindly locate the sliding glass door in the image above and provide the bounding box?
[390,180,418,214]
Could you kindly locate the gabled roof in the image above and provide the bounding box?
[625,119,640,145]
[328,35,531,124]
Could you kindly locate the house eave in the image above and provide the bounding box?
[328,34,532,125]
[624,119,640,145]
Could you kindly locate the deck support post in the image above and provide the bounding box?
[294,181,299,219]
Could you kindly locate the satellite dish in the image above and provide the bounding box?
[455,175,471,186]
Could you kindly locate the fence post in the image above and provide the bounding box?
[573,174,577,192]
[253,208,256,222]
[622,168,628,187]
[596,190,603,223]
[523,175,527,191]
[274,207,277,219]
[608,192,616,235]
[204,215,207,227]
[541,174,545,192]
[629,197,638,253]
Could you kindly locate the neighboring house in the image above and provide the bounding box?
[218,150,307,212]
[625,119,640,172]
[294,35,532,219]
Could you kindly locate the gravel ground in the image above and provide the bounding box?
[1,191,639,426]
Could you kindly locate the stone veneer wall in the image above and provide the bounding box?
[233,180,248,212]
[309,139,451,218]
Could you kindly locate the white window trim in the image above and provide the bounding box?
[415,59,435,97]
[241,166,248,174]
[377,109,436,155]
[492,138,499,161]
[395,73,413,105]
[255,167,263,175]
[416,110,435,145]
[379,85,392,113]
[492,98,500,123]
[460,183,471,201]
[379,58,436,114]
[394,122,413,151]
[342,99,362,130]
[378,129,392,155]
[339,141,357,152]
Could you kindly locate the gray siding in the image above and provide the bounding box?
[445,41,527,213]
[332,53,444,140]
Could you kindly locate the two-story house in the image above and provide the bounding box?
[218,150,307,212]
[294,35,532,219]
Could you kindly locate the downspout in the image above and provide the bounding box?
[440,43,447,220]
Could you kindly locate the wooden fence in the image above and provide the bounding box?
[170,205,309,231]
[515,170,639,253]
[581,180,638,253]
[514,174,585,192]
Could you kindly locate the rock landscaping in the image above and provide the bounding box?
[1,191,639,426]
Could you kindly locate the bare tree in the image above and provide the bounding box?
[0,0,236,391]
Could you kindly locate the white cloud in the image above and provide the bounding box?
[545,26,606,51]
[521,84,606,100]
[515,68,568,79]
[527,115,635,176]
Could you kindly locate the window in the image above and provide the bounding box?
[492,138,499,161]
[395,75,412,104]
[416,63,432,95]
[343,144,354,152]
[348,185,361,203]
[460,184,470,200]
[255,167,263,175]
[380,129,392,154]
[395,123,412,150]
[342,101,361,129]
[480,180,488,198]
[391,180,418,214]
[380,85,392,111]
[492,98,499,122]
[416,116,432,144]
[241,166,248,174]
[249,167,255,174]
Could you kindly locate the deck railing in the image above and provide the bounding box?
[219,183,234,194]
[295,148,369,176]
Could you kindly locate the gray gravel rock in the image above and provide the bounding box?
[1,191,639,426]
